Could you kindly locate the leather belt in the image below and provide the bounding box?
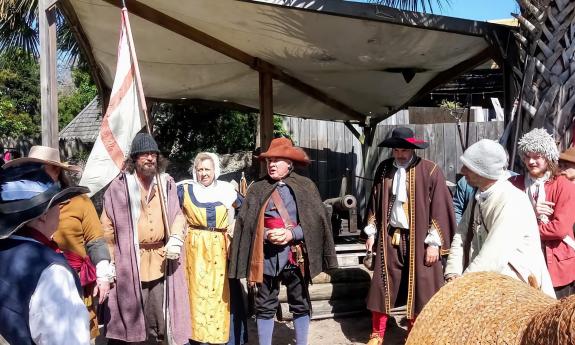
[191,225,227,233]
[139,241,164,250]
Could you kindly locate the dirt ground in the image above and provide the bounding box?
[247,314,407,345]
[95,314,407,345]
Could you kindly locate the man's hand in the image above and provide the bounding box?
[425,245,440,266]
[535,201,555,218]
[93,280,112,304]
[365,236,375,252]
[267,228,293,245]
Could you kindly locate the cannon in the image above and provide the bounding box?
[323,194,358,237]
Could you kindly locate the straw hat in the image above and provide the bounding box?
[406,272,574,345]
[378,127,429,149]
[0,165,88,239]
[258,137,310,165]
[2,145,80,172]
[559,147,575,164]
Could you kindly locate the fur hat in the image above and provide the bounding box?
[130,133,159,156]
[460,139,508,180]
[258,137,310,165]
[518,128,559,163]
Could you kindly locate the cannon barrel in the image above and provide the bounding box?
[324,195,357,211]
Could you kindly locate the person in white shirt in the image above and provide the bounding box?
[0,164,90,345]
[444,139,555,298]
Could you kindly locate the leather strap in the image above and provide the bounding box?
[191,225,227,232]
[270,189,296,230]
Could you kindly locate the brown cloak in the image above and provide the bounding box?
[366,156,456,319]
[228,172,338,282]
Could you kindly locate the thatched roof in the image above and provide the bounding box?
[59,97,102,143]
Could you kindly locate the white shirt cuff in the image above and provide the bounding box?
[96,260,115,282]
[363,224,377,237]
[424,229,442,247]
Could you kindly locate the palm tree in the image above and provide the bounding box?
[511,0,575,150]
[0,0,79,62]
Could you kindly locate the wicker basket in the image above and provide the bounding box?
[405,272,575,345]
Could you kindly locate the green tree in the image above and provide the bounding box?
[0,98,36,137]
[58,65,98,129]
[0,48,39,136]
[0,48,40,116]
[152,102,258,160]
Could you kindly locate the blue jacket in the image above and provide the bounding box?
[452,177,476,224]
[0,238,80,345]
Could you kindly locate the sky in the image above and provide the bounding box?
[352,0,519,21]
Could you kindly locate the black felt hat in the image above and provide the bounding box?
[0,164,89,239]
[378,127,429,149]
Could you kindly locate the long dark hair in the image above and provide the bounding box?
[123,154,169,174]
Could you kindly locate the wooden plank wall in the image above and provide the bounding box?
[283,116,503,219]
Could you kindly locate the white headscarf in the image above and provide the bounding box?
[177,152,236,208]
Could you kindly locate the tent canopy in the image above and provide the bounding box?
[60,0,511,123]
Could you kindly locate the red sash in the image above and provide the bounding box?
[63,251,97,287]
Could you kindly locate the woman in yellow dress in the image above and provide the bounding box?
[178,152,243,344]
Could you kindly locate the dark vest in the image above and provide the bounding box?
[0,238,81,345]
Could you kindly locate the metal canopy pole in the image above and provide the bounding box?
[39,0,59,148]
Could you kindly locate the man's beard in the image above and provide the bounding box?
[137,162,158,177]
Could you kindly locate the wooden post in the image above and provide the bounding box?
[259,72,274,151]
[39,0,59,148]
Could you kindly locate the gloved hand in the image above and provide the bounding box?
[165,235,184,260]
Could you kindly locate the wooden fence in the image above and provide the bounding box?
[283,117,504,219]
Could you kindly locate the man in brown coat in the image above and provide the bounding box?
[363,127,456,345]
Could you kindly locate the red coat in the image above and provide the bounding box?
[511,175,575,287]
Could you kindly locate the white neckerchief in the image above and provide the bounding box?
[389,156,414,229]
[525,171,551,223]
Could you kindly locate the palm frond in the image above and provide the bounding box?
[370,0,451,13]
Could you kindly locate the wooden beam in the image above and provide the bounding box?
[100,0,365,122]
[39,0,59,148]
[259,72,274,151]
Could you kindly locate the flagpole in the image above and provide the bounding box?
[121,5,174,343]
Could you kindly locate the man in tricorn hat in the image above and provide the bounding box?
[363,127,456,345]
[228,137,338,345]
[0,164,91,344]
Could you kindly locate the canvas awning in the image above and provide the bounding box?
[60,0,511,123]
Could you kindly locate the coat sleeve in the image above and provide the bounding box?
[464,198,532,274]
[309,182,338,271]
[539,178,575,240]
[444,205,473,277]
[428,165,457,254]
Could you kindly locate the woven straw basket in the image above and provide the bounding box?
[406,272,575,345]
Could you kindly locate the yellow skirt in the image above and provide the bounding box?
[185,229,230,343]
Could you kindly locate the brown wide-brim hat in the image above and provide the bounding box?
[258,137,310,165]
[378,127,429,149]
[559,147,575,164]
[2,145,81,172]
